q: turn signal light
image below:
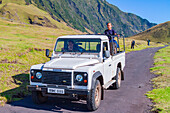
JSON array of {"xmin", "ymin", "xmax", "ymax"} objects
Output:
[
  {"xmin": 84, "ymin": 80, "xmax": 87, "ymax": 83},
  {"xmin": 31, "ymin": 76, "xmax": 34, "ymax": 79}
]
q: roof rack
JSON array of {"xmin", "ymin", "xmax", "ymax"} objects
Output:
[{"xmin": 85, "ymin": 34, "xmax": 126, "ymax": 52}]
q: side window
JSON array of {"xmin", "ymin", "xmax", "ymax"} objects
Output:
[
  {"xmin": 55, "ymin": 40, "xmax": 65, "ymax": 52},
  {"xmin": 103, "ymin": 42, "xmax": 108, "ymax": 58},
  {"xmin": 103, "ymin": 42, "xmax": 108, "ymax": 51}
]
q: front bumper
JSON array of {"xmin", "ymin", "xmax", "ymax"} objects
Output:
[{"xmin": 27, "ymin": 85, "xmax": 90, "ymax": 99}]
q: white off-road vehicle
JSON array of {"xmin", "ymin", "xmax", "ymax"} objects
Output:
[{"xmin": 28, "ymin": 34, "xmax": 125, "ymax": 111}]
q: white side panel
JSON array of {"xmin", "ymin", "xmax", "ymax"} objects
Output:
[{"xmin": 111, "ymin": 52, "xmax": 125, "ymax": 77}]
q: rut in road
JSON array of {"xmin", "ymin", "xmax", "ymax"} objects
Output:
[{"xmin": 0, "ymin": 46, "xmax": 165, "ymax": 113}]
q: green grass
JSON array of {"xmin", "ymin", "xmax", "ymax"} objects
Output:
[
  {"xmin": 147, "ymin": 87, "xmax": 170, "ymax": 113},
  {"xmin": 0, "ymin": 2, "xmax": 73, "ymax": 31},
  {"xmin": 118, "ymin": 38, "xmax": 164, "ymax": 53},
  {"xmin": 146, "ymin": 46, "xmax": 170, "ymax": 113},
  {"xmin": 2, "ymin": 0, "xmax": 26, "ymax": 5},
  {"xmin": 0, "ymin": 18, "xmax": 82, "ymax": 106}
]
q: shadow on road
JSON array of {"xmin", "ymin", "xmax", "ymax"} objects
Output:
[
  {"xmin": 10, "ymin": 96, "xmax": 89, "ymax": 112},
  {"xmin": 1, "ymin": 73, "xmax": 90, "ymax": 112}
]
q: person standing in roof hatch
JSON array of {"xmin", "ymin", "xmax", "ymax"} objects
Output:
[
  {"xmin": 104, "ymin": 23, "xmax": 117, "ymax": 36},
  {"xmin": 104, "ymin": 23, "xmax": 119, "ymax": 55}
]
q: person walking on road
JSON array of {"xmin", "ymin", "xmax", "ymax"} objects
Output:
[
  {"xmin": 131, "ymin": 40, "xmax": 135, "ymax": 49},
  {"xmin": 147, "ymin": 39, "xmax": 150, "ymax": 46}
]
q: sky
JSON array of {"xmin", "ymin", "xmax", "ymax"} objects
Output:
[{"xmin": 106, "ymin": 0, "xmax": 170, "ymax": 24}]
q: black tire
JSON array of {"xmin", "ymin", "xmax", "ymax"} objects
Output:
[
  {"xmin": 113, "ymin": 67, "xmax": 121, "ymax": 89},
  {"xmin": 87, "ymin": 80, "xmax": 101, "ymax": 111},
  {"xmin": 121, "ymin": 70, "xmax": 124, "ymax": 80},
  {"xmin": 32, "ymin": 91, "xmax": 48, "ymax": 104}
]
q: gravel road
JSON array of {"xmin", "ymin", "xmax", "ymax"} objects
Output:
[{"xmin": 0, "ymin": 47, "xmax": 164, "ymax": 113}]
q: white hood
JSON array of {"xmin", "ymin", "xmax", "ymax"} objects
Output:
[{"xmin": 44, "ymin": 58, "xmax": 99, "ymax": 69}]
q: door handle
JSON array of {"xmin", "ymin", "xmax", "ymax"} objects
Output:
[{"xmin": 109, "ymin": 64, "xmax": 111, "ymax": 66}]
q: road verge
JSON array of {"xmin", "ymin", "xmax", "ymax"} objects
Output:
[{"xmin": 146, "ymin": 46, "xmax": 170, "ymax": 112}]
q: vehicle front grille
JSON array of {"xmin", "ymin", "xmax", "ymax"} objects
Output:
[{"xmin": 42, "ymin": 71, "xmax": 71, "ymax": 85}]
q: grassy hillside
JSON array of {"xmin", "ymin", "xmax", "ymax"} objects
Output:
[
  {"xmin": 1, "ymin": 0, "xmax": 26, "ymax": 5},
  {"xmin": 129, "ymin": 21, "xmax": 170, "ymax": 43},
  {"xmin": 123, "ymin": 38, "xmax": 164, "ymax": 53},
  {"xmin": 0, "ymin": 2, "xmax": 75, "ymax": 31},
  {"xmin": 0, "ymin": 18, "xmax": 82, "ymax": 106},
  {"xmin": 147, "ymin": 46, "xmax": 170, "ymax": 113},
  {"xmin": 22, "ymin": 0, "xmax": 156, "ymax": 36}
]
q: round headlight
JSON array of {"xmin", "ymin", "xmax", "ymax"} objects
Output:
[
  {"xmin": 36, "ymin": 72, "xmax": 42, "ymax": 79},
  {"xmin": 76, "ymin": 74, "xmax": 83, "ymax": 82}
]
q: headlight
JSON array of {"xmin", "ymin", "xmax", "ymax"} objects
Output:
[
  {"xmin": 74, "ymin": 72, "xmax": 88, "ymax": 86},
  {"xmin": 36, "ymin": 72, "xmax": 42, "ymax": 79},
  {"xmin": 76, "ymin": 74, "xmax": 83, "ymax": 82}
]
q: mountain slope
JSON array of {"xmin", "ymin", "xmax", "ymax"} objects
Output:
[
  {"xmin": 28, "ymin": 0, "xmax": 156, "ymax": 36},
  {"xmin": 129, "ymin": 21, "xmax": 170, "ymax": 43},
  {"xmin": 0, "ymin": 1, "xmax": 77, "ymax": 31},
  {"xmin": 1, "ymin": 0, "xmax": 26, "ymax": 5}
]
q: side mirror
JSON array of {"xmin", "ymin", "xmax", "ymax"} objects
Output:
[
  {"xmin": 46, "ymin": 49, "xmax": 50, "ymax": 58},
  {"xmin": 105, "ymin": 50, "xmax": 110, "ymax": 58}
]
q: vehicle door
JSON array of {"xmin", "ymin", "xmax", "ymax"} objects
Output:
[{"xmin": 102, "ymin": 41, "xmax": 112, "ymax": 84}]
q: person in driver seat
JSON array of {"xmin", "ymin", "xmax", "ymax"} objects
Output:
[
  {"xmin": 62, "ymin": 40, "xmax": 77, "ymax": 52},
  {"xmin": 67, "ymin": 40, "xmax": 75, "ymax": 51}
]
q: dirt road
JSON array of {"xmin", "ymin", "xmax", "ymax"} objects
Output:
[{"xmin": 0, "ymin": 47, "xmax": 164, "ymax": 113}]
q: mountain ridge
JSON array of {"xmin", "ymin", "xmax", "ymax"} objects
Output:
[
  {"xmin": 0, "ymin": 1, "xmax": 77, "ymax": 32},
  {"xmin": 28, "ymin": 0, "xmax": 156, "ymax": 36},
  {"xmin": 129, "ymin": 21, "xmax": 170, "ymax": 43},
  {"xmin": 0, "ymin": 0, "xmax": 156, "ymax": 37}
]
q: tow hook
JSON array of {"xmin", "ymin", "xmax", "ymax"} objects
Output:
[{"xmin": 36, "ymin": 85, "xmax": 41, "ymax": 91}]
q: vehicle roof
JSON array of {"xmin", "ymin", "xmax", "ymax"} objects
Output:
[{"xmin": 58, "ymin": 35, "xmax": 109, "ymax": 40}]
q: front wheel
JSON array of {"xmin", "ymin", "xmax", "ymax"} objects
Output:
[
  {"xmin": 87, "ymin": 80, "xmax": 101, "ymax": 111},
  {"xmin": 32, "ymin": 91, "xmax": 48, "ymax": 104}
]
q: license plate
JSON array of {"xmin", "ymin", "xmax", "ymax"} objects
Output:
[{"xmin": 47, "ymin": 88, "xmax": 65, "ymax": 94}]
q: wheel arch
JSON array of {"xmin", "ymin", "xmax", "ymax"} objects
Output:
[
  {"xmin": 117, "ymin": 62, "xmax": 124, "ymax": 80},
  {"xmin": 91, "ymin": 71, "xmax": 104, "ymax": 100}
]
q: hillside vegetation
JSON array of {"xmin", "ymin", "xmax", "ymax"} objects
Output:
[
  {"xmin": 129, "ymin": 21, "xmax": 170, "ymax": 43},
  {"xmin": 0, "ymin": 1, "xmax": 76, "ymax": 31},
  {"xmin": 0, "ymin": 18, "xmax": 82, "ymax": 106},
  {"xmin": 1, "ymin": 0, "xmax": 26, "ymax": 5},
  {"xmin": 1, "ymin": 0, "xmax": 156, "ymax": 36},
  {"xmin": 123, "ymin": 38, "xmax": 163, "ymax": 53}
]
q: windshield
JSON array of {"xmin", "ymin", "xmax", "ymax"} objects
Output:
[{"xmin": 54, "ymin": 38, "xmax": 101, "ymax": 53}]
